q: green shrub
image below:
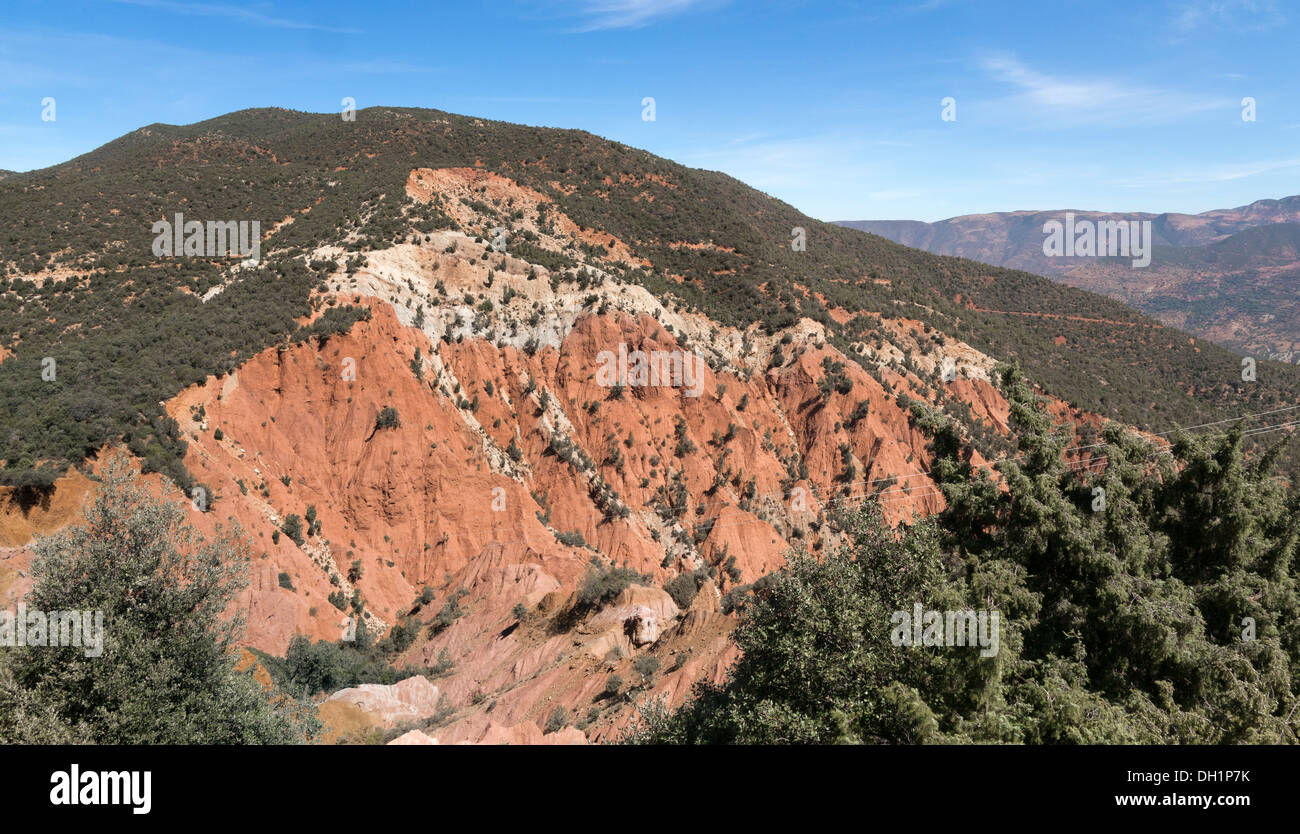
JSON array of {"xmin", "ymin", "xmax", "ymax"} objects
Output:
[
  {"xmin": 281, "ymin": 514, "xmax": 305, "ymax": 546},
  {"xmin": 543, "ymin": 706, "xmax": 569, "ymax": 734},
  {"xmin": 375, "ymin": 406, "xmax": 401, "ymax": 431},
  {"xmin": 0, "ymin": 455, "xmax": 318, "ymax": 743},
  {"xmin": 577, "ymin": 565, "xmax": 648, "ymax": 609},
  {"xmin": 428, "ymin": 589, "xmax": 468, "ymax": 635},
  {"xmin": 624, "ymin": 366, "xmax": 1300, "ymax": 745},
  {"xmin": 555, "ymin": 529, "xmax": 586, "ymax": 547},
  {"xmin": 633, "ymin": 655, "xmax": 660, "ymax": 684},
  {"xmin": 664, "ymin": 570, "xmax": 702, "ymax": 609}
]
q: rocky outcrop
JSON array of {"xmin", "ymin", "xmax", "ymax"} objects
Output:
[
  {"xmin": 387, "ymin": 729, "xmax": 439, "ymax": 745},
  {"xmin": 440, "ymin": 719, "xmax": 588, "ymax": 746},
  {"xmin": 326, "ymin": 676, "xmax": 441, "ymax": 727},
  {"xmin": 144, "ymin": 245, "xmax": 1114, "ymax": 740},
  {"xmin": 587, "ymin": 586, "xmax": 679, "ymax": 647}
]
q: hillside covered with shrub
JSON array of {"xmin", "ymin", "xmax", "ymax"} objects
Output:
[
  {"xmin": 624, "ymin": 366, "xmax": 1300, "ymax": 744},
  {"xmin": 3, "ymin": 107, "xmax": 1298, "ymax": 492}
]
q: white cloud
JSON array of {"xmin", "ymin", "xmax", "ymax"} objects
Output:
[
  {"xmin": 1172, "ymin": 0, "xmax": 1284, "ymax": 32},
  {"xmin": 108, "ymin": 0, "xmax": 361, "ymax": 34},
  {"xmin": 566, "ymin": 0, "xmax": 725, "ymax": 31},
  {"xmin": 671, "ymin": 131, "xmax": 909, "ymax": 218},
  {"xmin": 981, "ymin": 54, "xmax": 1230, "ymax": 126}
]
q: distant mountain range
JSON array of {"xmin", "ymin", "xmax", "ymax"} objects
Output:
[{"xmin": 837, "ymin": 198, "xmax": 1300, "ymax": 359}]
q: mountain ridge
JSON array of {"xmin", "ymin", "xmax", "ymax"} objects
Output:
[
  {"xmin": 839, "ymin": 194, "xmax": 1300, "ymax": 251},
  {"xmin": 4, "ymin": 107, "xmax": 1296, "ymax": 495},
  {"xmin": 3, "ymin": 105, "xmax": 1299, "ymax": 743},
  {"xmin": 836, "ymin": 198, "xmax": 1300, "ymax": 358}
]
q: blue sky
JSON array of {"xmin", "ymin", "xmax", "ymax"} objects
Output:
[{"xmin": 1, "ymin": 0, "xmax": 1297, "ymax": 221}]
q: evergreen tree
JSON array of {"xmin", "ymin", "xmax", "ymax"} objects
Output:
[
  {"xmin": 625, "ymin": 364, "xmax": 1300, "ymax": 744},
  {"xmin": 0, "ymin": 454, "xmax": 319, "ymax": 744}
]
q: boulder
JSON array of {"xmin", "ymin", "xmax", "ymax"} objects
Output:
[
  {"xmin": 326, "ymin": 675, "xmax": 441, "ymax": 727},
  {"xmin": 624, "ymin": 608, "xmax": 660, "ymax": 646},
  {"xmin": 587, "ymin": 585, "xmax": 680, "ymax": 648}
]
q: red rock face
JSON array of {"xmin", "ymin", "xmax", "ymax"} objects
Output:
[
  {"xmin": 171, "ymin": 305, "xmax": 960, "ymax": 613},
  {"xmin": 142, "ymin": 285, "xmax": 1018, "ymax": 742},
  {"xmin": 14, "ymin": 270, "xmax": 1128, "ymax": 743},
  {"xmin": 2, "ymin": 286, "xmax": 1117, "ymax": 743},
  {"xmin": 2, "ymin": 164, "xmax": 1126, "ymax": 743}
]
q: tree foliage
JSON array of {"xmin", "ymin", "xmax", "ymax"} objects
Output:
[
  {"xmin": 624, "ymin": 366, "xmax": 1300, "ymax": 744},
  {"xmin": 0, "ymin": 454, "xmax": 319, "ymax": 743}
]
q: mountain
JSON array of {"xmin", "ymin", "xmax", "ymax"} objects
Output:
[
  {"xmin": 4, "ymin": 107, "xmax": 1295, "ymax": 485},
  {"xmin": 1053, "ymin": 223, "xmax": 1300, "ymax": 360},
  {"xmin": 838, "ymin": 196, "xmax": 1300, "ymax": 267},
  {"xmin": 3, "ymin": 107, "xmax": 1299, "ymax": 742},
  {"xmin": 836, "ymin": 198, "xmax": 1300, "ymax": 357}
]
